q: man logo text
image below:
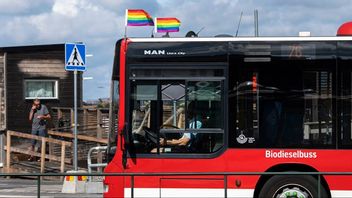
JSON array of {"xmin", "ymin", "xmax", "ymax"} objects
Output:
[{"xmin": 144, "ymin": 50, "xmax": 165, "ymax": 55}]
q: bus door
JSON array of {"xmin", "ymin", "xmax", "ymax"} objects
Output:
[{"xmin": 123, "ymin": 65, "xmax": 227, "ymax": 197}]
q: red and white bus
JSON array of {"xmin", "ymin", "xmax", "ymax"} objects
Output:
[{"xmin": 103, "ymin": 36, "xmax": 352, "ymax": 198}]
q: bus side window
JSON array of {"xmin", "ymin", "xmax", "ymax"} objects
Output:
[
  {"xmin": 303, "ymin": 71, "xmax": 333, "ymax": 146},
  {"xmin": 234, "ymin": 72, "xmax": 259, "ymax": 147},
  {"xmin": 235, "ymin": 68, "xmax": 333, "ymax": 148},
  {"xmin": 186, "ymin": 81, "xmax": 224, "ymax": 153},
  {"xmin": 341, "ymin": 71, "xmax": 352, "ymax": 146},
  {"xmin": 338, "ymin": 41, "xmax": 352, "ymax": 148}
]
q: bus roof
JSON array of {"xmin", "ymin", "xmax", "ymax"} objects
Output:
[{"xmin": 129, "ymin": 36, "xmax": 352, "ymax": 43}]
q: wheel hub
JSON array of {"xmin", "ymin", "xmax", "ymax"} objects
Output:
[{"xmin": 276, "ymin": 186, "xmax": 310, "ymax": 198}]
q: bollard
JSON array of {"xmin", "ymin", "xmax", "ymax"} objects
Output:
[{"xmin": 61, "ymin": 170, "xmax": 88, "ymax": 193}]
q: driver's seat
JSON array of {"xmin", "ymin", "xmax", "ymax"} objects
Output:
[{"xmin": 189, "ymin": 133, "xmax": 209, "ymax": 153}]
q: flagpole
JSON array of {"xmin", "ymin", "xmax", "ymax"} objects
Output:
[
  {"xmin": 124, "ymin": 9, "xmax": 128, "ymax": 40},
  {"xmin": 124, "ymin": 9, "xmax": 128, "ymax": 51},
  {"xmin": 154, "ymin": 17, "xmax": 157, "ymax": 35}
]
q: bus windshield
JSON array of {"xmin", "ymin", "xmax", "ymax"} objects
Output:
[{"xmin": 128, "ymin": 67, "xmax": 225, "ymax": 154}]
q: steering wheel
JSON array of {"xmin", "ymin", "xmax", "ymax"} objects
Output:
[
  {"xmin": 142, "ymin": 126, "xmax": 159, "ymax": 145},
  {"xmin": 160, "ymin": 124, "xmax": 182, "ymax": 140}
]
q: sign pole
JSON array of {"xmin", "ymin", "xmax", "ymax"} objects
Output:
[
  {"xmin": 73, "ymin": 69, "xmax": 78, "ymax": 171},
  {"xmin": 65, "ymin": 43, "xmax": 86, "ymax": 172}
]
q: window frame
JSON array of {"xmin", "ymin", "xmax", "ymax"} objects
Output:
[
  {"xmin": 337, "ymin": 41, "xmax": 352, "ymax": 149},
  {"xmin": 24, "ymin": 79, "xmax": 59, "ymax": 100},
  {"xmin": 126, "ymin": 63, "xmax": 228, "ymax": 159},
  {"xmin": 229, "ymin": 53, "xmax": 338, "ymax": 149}
]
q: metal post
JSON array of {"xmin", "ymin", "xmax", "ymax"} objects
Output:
[
  {"xmin": 37, "ymin": 175, "xmax": 41, "ymax": 198},
  {"xmin": 224, "ymin": 175, "xmax": 228, "ymax": 198},
  {"xmin": 254, "ymin": 9, "xmax": 259, "ymax": 37},
  {"xmin": 131, "ymin": 175, "xmax": 134, "ymax": 198},
  {"xmin": 173, "ymin": 100, "xmax": 177, "ymax": 126},
  {"xmin": 73, "ymin": 70, "xmax": 78, "ymax": 171},
  {"xmin": 318, "ymin": 174, "xmax": 321, "ymax": 198}
]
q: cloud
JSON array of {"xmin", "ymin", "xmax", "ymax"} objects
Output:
[
  {"xmin": 0, "ymin": 0, "xmax": 53, "ymax": 15},
  {"xmin": 1, "ymin": 0, "xmax": 352, "ymax": 100},
  {"xmin": 52, "ymin": 0, "xmax": 81, "ymax": 17},
  {"xmin": 150, "ymin": 0, "xmax": 352, "ymax": 37}
]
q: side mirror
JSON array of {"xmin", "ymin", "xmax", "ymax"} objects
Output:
[
  {"xmin": 122, "ymin": 123, "xmax": 129, "ymax": 168},
  {"xmin": 106, "ymin": 146, "xmax": 116, "ymax": 163}
]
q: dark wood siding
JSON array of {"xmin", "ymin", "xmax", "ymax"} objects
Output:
[
  {"xmin": 5, "ymin": 46, "xmax": 82, "ymax": 132},
  {"xmin": 0, "ymin": 53, "xmax": 5, "ymax": 129}
]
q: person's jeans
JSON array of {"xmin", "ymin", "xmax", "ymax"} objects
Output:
[{"xmin": 31, "ymin": 129, "xmax": 48, "ymax": 149}]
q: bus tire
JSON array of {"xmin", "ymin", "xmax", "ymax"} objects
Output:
[{"xmin": 258, "ymin": 175, "xmax": 328, "ymax": 198}]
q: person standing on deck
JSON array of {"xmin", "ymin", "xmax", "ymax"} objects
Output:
[{"xmin": 28, "ymin": 99, "xmax": 51, "ymax": 161}]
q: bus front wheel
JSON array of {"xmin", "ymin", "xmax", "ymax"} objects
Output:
[{"xmin": 258, "ymin": 175, "xmax": 328, "ymax": 198}]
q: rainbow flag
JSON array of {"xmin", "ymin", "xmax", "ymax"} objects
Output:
[
  {"xmin": 126, "ymin": 9, "xmax": 154, "ymax": 26},
  {"xmin": 155, "ymin": 17, "xmax": 181, "ymax": 33}
]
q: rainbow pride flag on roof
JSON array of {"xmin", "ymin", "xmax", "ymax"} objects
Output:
[
  {"xmin": 155, "ymin": 17, "xmax": 181, "ymax": 33},
  {"xmin": 126, "ymin": 9, "xmax": 154, "ymax": 26}
]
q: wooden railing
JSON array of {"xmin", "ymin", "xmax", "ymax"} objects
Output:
[
  {"xmin": 49, "ymin": 107, "xmax": 109, "ymax": 166},
  {"xmin": 4, "ymin": 129, "xmax": 109, "ymax": 175},
  {"xmin": 4, "ymin": 106, "xmax": 110, "ymax": 174},
  {"xmin": 5, "ymin": 130, "xmax": 72, "ymax": 173},
  {"xmin": 47, "ymin": 130, "xmax": 108, "ymax": 171},
  {"xmin": 48, "ymin": 130, "xmax": 108, "ymax": 144},
  {"xmin": 50, "ymin": 107, "xmax": 109, "ymax": 138}
]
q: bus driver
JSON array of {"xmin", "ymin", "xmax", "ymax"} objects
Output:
[{"xmin": 152, "ymin": 104, "xmax": 202, "ymax": 153}]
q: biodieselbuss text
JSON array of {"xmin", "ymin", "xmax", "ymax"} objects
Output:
[{"xmin": 265, "ymin": 150, "xmax": 317, "ymax": 159}]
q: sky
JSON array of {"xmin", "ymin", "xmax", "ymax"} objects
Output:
[{"xmin": 0, "ymin": 0, "xmax": 351, "ymax": 101}]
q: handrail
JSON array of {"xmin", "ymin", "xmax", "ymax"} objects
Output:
[
  {"xmin": 1, "ymin": 171, "xmax": 352, "ymax": 177},
  {"xmin": 50, "ymin": 124, "xmax": 102, "ymax": 132},
  {"xmin": 1, "ymin": 171, "xmax": 352, "ymax": 197},
  {"xmin": 4, "ymin": 147, "xmax": 71, "ymax": 164},
  {"xmin": 51, "ymin": 107, "xmax": 109, "ymax": 111},
  {"xmin": 48, "ymin": 131, "xmax": 108, "ymax": 144},
  {"xmin": 1, "ymin": 171, "xmax": 350, "ymax": 197},
  {"xmin": 7, "ymin": 131, "xmax": 72, "ymax": 146},
  {"xmin": 87, "ymin": 146, "xmax": 108, "ymax": 181}
]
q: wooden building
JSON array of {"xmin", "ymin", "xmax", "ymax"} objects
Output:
[{"xmin": 0, "ymin": 44, "xmax": 83, "ymax": 132}]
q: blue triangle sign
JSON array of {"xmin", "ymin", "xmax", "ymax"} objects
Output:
[{"xmin": 65, "ymin": 43, "xmax": 86, "ymax": 71}]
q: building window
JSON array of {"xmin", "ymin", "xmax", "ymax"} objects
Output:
[{"xmin": 24, "ymin": 79, "xmax": 58, "ymax": 99}]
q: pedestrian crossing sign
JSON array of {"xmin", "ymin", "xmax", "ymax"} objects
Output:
[{"xmin": 65, "ymin": 43, "xmax": 86, "ymax": 71}]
